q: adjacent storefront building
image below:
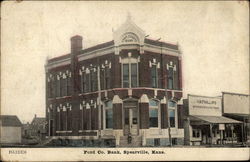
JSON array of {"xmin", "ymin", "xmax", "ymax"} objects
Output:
[
  {"xmin": 222, "ymin": 92, "xmax": 250, "ymax": 144},
  {"xmin": 183, "ymin": 94, "xmax": 242, "ymax": 146}
]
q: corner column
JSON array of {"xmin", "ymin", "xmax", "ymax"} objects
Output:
[
  {"xmin": 139, "ymin": 94, "xmax": 149, "ymax": 146},
  {"xmin": 112, "ymin": 95, "xmax": 123, "ymax": 146}
]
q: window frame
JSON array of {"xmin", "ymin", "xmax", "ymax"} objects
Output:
[
  {"xmin": 151, "ymin": 64, "xmax": 158, "ymax": 88},
  {"xmin": 121, "ymin": 56, "xmax": 139, "ymax": 88},
  {"xmin": 168, "ymin": 100, "xmax": 177, "ymax": 128},
  {"xmin": 103, "ymin": 100, "xmax": 113, "ymax": 130},
  {"xmin": 167, "ymin": 67, "xmax": 174, "ymax": 89},
  {"xmin": 192, "ymin": 129, "xmax": 201, "ymax": 138},
  {"xmin": 101, "ymin": 65, "xmax": 111, "ymax": 90},
  {"xmin": 149, "ymin": 99, "xmax": 160, "ymax": 128}
]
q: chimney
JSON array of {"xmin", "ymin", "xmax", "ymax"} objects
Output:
[
  {"xmin": 35, "ymin": 114, "xmax": 37, "ymax": 118},
  {"xmin": 71, "ymin": 35, "xmax": 83, "ymax": 54}
]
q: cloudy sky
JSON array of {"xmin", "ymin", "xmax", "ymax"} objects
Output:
[{"xmin": 1, "ymin": 1, "xmax": 249, "ymax": 123}]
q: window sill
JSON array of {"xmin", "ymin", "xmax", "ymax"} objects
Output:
[
  {"xmin": 149, "ymin": 127, "xmax": 160, "ymax": 129},
  {"xmin": 56, "ymin": 130, "xmax": 72, "ymax": 133},
  {"xmin": 79, "ymin": 130, "xmax": 98, "ymax": 133}
]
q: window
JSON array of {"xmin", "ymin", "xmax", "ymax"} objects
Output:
[
  {"xmin": 48, "ymin": 80, "xmax": 53, "ymax": 98},
  {"xmin": 101, "ymin": 66, "xmax": 111, "ymax": 90},
  {"xmin": 168, "ymin": 101, "xmax": 176, "ymax": 128},
  {"xmin": 149, "ymin": 99, "xmax": 159, "ymax": 128},
  {"xmin": 56, "ymin": 79, "xmax": 61, "ymax": 97},
  {"xmin": 154, "ymin": 138, "xmax": 160, "ymax": 146},
  {"xmin": 52, "ymin": 79, "xmax": 56, "ymax": 97},
  {"xmin": 168, "ymin": 67, "xmax": 174, "ymax": 89},
  {"xmin": 84, "ymin": 73, "xmax": 90, "ymax": 93},
  {"xmin": 193, "ymin": 129, "xmax": 200, "ymax": 138},
  {"xmin": 105, "ymin": 101, "xmax": 113, "ymax": 129},
  {"xmin": 131, "ymin": 63, "xmax": 138, "ymax": 87},
  {"xmin": 66, "ymin": 76, "xmax": 71, "ymax": 96},
  {"xmin": 66, "ymin": 108, "xmax": 72, "ymax": 130},
  {"xmin": 90, "ymin": 69, "xmax": 97, "ymax": 92},
  {"xmin": 61, "ymin": 77, "xmax": 66, "ymax": 96},
  {"xmin": 123, "ymin": 64, "xmax": 129, "ymax": 88},
  {"xmin": 60, "ymin": 109, "xmax": 63, "ymax": 131},
  {"xmin": 122, "ymin": 55, "xmax": 138, "ymax": 88},
  {"xmin": 151, "ymin": 64, "xmax": 158, "ymax": 88}
]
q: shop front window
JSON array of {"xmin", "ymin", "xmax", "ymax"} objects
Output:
[{"xmin": 193, "ymin": 129, "xmax": 200, "ymax": 138}]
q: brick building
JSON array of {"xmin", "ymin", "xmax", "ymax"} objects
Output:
[{"xmin": 45, "ymin": 16, "xmax": 184, "ymax": 146}]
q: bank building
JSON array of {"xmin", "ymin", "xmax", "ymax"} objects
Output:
[{"xmin": 45, "ymin": 15, "xmax": 184, "ymax": 147}]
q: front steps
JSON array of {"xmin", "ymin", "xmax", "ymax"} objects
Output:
[{"xmin": 119, "ymin": 135, "xmax": 142, "ymax": 147}]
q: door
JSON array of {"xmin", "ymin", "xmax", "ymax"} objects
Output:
[
  {"xmin": 123, "ymin": 100, "xmax": 138, "ymax": 136},
  {"xmin": 49, "ymin": 120, "xmax": 53, "ymax": 136}
]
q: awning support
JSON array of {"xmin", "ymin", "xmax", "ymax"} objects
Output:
[{"xmin": 210, "ymin": 124, "xmax": 213, "ymax": 145}]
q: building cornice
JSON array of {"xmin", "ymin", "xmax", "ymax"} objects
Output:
[{"xmin": 45, "ymin": 42, "xmax": 182, "ymax": 70}]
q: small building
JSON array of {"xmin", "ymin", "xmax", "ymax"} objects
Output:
[
  {"xmin": 22, "ymin": 122, "xmax": 31, "ymax": 138},
  {"xmin": 29, "ymin": 115, "xmax": 46, "ymax": 140},
  {"xmin": 222, "ymin": 92, "xmax": 250, "ymax": 144},
  {"xmin": 0, "ymin": 115, "xmax": 22, "ymax": 144},
  {"xmin": 183, "ymin": 94, "xmax": 242, "ymax": 146}
]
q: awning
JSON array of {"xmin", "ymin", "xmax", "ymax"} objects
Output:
[{"xmin": 190, "ymin": 115, "xmax": 242, "ymax": 124}]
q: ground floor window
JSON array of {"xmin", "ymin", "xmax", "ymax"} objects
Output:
[
  {"xmin": 192, "ymin": 129, "xmax": 200, "ymax": 138},
  {"xmin": 149, "ymin": 99, "xmax": 159, "ymax": 128},
  {"xmin": 168, "ymin": 101, "xmax": 177, "ymax": 128},
  {"xmin": 105, "ymin": 101, "xmax": 113, "ymax": 129}
]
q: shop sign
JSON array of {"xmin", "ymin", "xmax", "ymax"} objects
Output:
[
  {"xmin": 219, "ymin": 124, "xmax": 225, "ymax": 130},
  {"xmin": 188, "ymin": 95, "xmax": 222, "ymax": 116}
]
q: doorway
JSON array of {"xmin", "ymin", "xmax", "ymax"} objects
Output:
[
  {"xmin": 123, "ymin": 100, "xmax": 138, "ymax": 136},
  {"xmin": 49, "ymin": 120, "xmax": 53, "ymax": 136}
]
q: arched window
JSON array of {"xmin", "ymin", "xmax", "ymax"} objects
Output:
[
  {"xmin": 149, "ymin": 99, "xmax": 160, "ymax": 128},
  {"xmin": 168, "ymin": 101, "xmax": 177, "ymax": 128},
  {"xmin": 104, "ymin": 101, "xmax": 113, "ymax": 129},
  {"xmin": 121, "ymin": 53, "xmax": 139, "ymax": 88}
]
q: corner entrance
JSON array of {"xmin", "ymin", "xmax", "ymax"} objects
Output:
[{"xmin": 123, "ymin": 100, "xmax": 138, "ymax": 136}]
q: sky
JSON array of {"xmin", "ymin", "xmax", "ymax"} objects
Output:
[{"xmin": 1, "ymin": 1, "xmax": 249, "ymax": 123}]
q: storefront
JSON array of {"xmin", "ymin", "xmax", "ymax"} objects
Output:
[
  {"xmin": 222, "ymin": 92, "xmax": 250, "ymax": 144},
  {"xmin": 183, "ymin": 94, "xmax": 242, "ymax": 146}
]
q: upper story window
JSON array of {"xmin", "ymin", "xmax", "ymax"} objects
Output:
[
  {"xmin": 149, "ymin": 99, "xmax": 160, "ymax": 128},
  {"xmin": 168, "ymin": 101, "xmax": 177, "ymax": 128},
  {"xmin": 90, "ymin": 68, "xmax": 98, "ymax": 92},
  {"xmin": 167, "ymin": 61, "xmax": 177, "ymax": 89},
  {"xmin": 100, "ymin": 61, "xmax": 111, "ymax": 90},
  {"xmin": 121, "ymin": 53, "xmax": 139, "ymax": 88},
  {"xmin": 54, "ymin": 70, "xmax": 71, "ymax": 98},
  {"xmin": 151, "ymin": 64, "xmax": 158, "ymax": 88},
  {"xmin": 121, "ymin": 32, "xmax": 139, "ymax": 44},
  {"xmin": 104, "ymin": 101, "xmax": 113, "ymax": 129},
  {"xmin": 149, "ymin": 59, "xmax": 160, "ymax": 88},
  {"xmin": 80, "ymin": 66, "xmax": 97, "ymax": 93},
  {"xmin": 47, "ymin": 74, "xmax": 54, "ymax": 98}
]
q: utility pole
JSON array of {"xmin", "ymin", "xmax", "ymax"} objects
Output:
[
  {"xmin": 165, "ymin": 73, "xmax": 172, "ymax": 147},
  {"xmin": 97, "ymin": 58, "xmax": 102, "ymax": 143},
  {"xmin": 157, "ymin": 37, "xmax": 172, "ymax": 147}
]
